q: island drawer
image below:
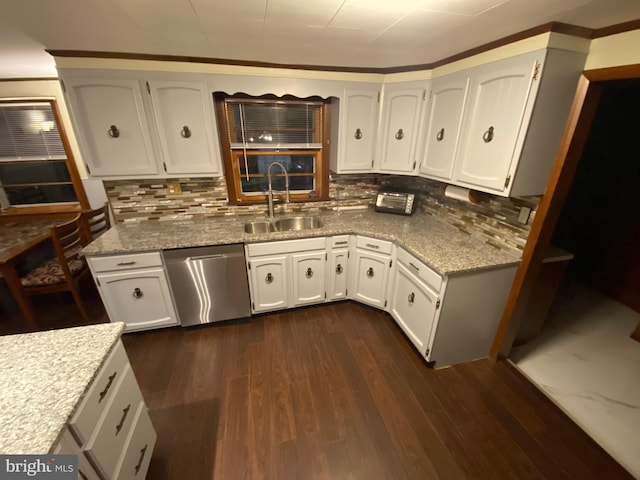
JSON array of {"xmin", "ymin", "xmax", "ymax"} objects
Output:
[
  {"xmin": 113, "ymin": 401, "xmax": 157, "ymax": 480},
  {"xmin": 356, "ymin": 236, "xmax": 392, "ymax": 255},
  {"xmin": 88, "ymin": 252, "xmax": 164, "ymax": 273},
  {"xmin": 85, "ymin": 364, "xmax": 143, "ymax": 479},
  {"xmin": 397, "ymin": 247, "xmax": 443, "ymax": 293},
  {"xmin": 69, "ymin": 341, "xmax": 129, "ymax": 444}
]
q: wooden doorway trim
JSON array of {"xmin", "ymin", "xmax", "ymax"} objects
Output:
[{"xmin": 489, "ymin": 64, "xmax": 640, "ymax": 360}]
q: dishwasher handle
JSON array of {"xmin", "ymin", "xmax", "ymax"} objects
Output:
[{"xmin": 182, "ymin": 254, "xmax": 229, "ymax": 262}]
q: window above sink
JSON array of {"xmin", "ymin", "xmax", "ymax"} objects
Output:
[{"xmin": 214, "ymin": 94, "xmax": 331, "ymax": 205}]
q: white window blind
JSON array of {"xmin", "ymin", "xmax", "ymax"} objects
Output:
[
  {"xmin": 224, "ymin": 100, "xmax": 323, "ymax": 149},
  {"xmin": 0, "ymin": 103, "xmax": 66, "ymax": 161}
]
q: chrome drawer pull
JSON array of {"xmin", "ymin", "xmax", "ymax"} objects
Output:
[
  {"xmin": 367, "ymin": 267, "xmax": 374, "ymax": 278},
  {"xmin": 115, "ymin": 404, "xmax": 131, "ymax": 436},
  {"xmin": 132, "ymin": 288, "xmax": 144, "ymax": 299},
  {"xmin": 409, "ymin": 262, "xmax": 420, "ymax": 272},
  {"xmin": 365, "ymin": 243, "xmax": 380, "ymax": 249},
  {"xmin": 305, "ymin": 267, "xmax": 313, "ymax": 279},
  {"xmin": 98, "ymin": 372, "xmax": 117, "ymax": 403},
  {"xmin": 408, "ymin": 292, "xmax": 415, "ymax": 304},
  {"xmin": 265, "ymin": 273, "xmax": 274, "ymax": 284},
  {"xmin": 107, "ymin": 125, "xmax": 120, "ymax": 138},
  {"xmin": 135, "ymin": 444, "xmax": 148, "ymax": 475},
  {"xmin": 117, "ymin": 261, "xmax": 136, "ymax": 266},
  {"xmin": 180, "ymin": 125, "xmax": 192, "ymax": 138},
  {"xmin": 336, "ymin": 264, "xmax": 343, "ymax": 274},
  {"xmin": 334, "ymin": 241, "xmax": 348, "ymax": 246},
  {"xmin": 483, "ymin": 126, "xmax": 495, "ymax": 143},
  {"xmin": 354, "ymin": 128, "xmax": 362, "ymax": 139}
]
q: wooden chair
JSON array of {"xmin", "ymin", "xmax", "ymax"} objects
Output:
[
  {"xmin": 19, "ymin": 214, "xmax": 92, "ymax": 322},
  {"xmin": 81, "ymin": 202, "xmax": 111, "ymax": 241}
]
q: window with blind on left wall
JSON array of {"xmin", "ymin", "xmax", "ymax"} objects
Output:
[{"xmin": 0, "ymin": 99, "xmax": 88, "ymax": 211}]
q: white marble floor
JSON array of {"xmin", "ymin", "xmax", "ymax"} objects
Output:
[{"xmin": 510, "ymin": 280, "xmax": 640, "ymax": 479}]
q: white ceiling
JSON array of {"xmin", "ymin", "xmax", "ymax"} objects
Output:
[{"xmin": 1, "ymin": 0, "xmax": 640, "ymax": 78}]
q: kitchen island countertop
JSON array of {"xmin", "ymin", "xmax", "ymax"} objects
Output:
[
  {"xmin": 83, "ymin": 209, "xmax": 520, "ymax": 275},
  {"xmin": 0, "ymin": 322, "xmax": 125, "ymax": 454}
]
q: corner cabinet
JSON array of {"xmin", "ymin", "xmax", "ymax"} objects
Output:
[
  {"xmin": 331, "ymin": 88, "xmax": 380, "ymax": 173},
  {"xmin": 86, "ymin": 252, "xmax": 179, "ymax": 332},
  {"xmin": 389, "ymin": 249, "xmax": 442, "ymax": 358},
  {"xmin": 60, "ymin": 70, "xmax": 223, "ymax": 179},
  {"xmin": 389, "ymin": 246, "xmax": 517, "ymax": 368},
  {"xmin": 419, "ymin": 48, "xmax": 586, "ymax": 197},
  {"xmin": 350, "ymin": 236, "xmax": 393, "ymax": 308},
  {"xmin": 377, "ymin": 81, "xmax": 429, "ymax": 174},
  {"xmin": 327, "ymin": 235, "xmax": 350, "ymax": 301}
]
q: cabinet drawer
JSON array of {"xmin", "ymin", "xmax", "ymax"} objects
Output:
[
  {"xmin": 114, "ymin": 402, "xmax": 157, "ymax": 480},
  {"xmin": 88, "ymin": 252, "xmax": 164, "ymax": 273},
  {"xmin": 356, "ymin": 236, "xmax": 392, "ymax": 255},
  {"xmin": 330, "ymin": 235, "xmax": 350, "ymax": 249},
  {"xmin": 396, "ymin": 248, "xmax": 443, "ymax": 293},
  {"xmin": 247, "ymin": 237, "xmax": 326, "ymax": 256},
  {"xmin": 69, "ymin": 341, "xmax": 129, "ymax": 444},
  {"xmin": 86, "ymin": 364, "xmax": 143, "ymax": 480}
]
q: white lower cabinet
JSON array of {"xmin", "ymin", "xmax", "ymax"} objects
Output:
[
  {"xmin": 389, "ymin": 246, "xmax": 517, "ymax": 367},
  {"xmin": 87, "ymin": 252, "xmax": 179, "ymax": 332},
  {"xmin": 291, "ymin": 251, "xmax": 326, "ymax": 306},
  {"xmin": 59, "ymin": 340, "xmax": 156, "ymax": 480},
  {"xmin": 390, "ymin": 262, "xmax": 439, "ymax": 357},
  {"xmin": 248, "ymin": 255, "xmax": 289, "ymax": 312},
  {"xmin": 351, "ymin": 236, "xmax": 393, "ymax": 309},
  {"xmin": 327, "ymin": 235, "xmax": 350, "ymax": 301},
  {"xmin": 246, "ymin": 237, "xmax": 327, "ymax": 313}
]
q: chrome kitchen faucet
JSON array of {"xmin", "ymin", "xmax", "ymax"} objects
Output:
[{"xmin": 267, "ymin": 161, "xmax": 290, "ymax": 218}]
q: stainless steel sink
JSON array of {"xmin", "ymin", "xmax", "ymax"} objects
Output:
[
  {"xmin": 244, "ymin": 216, "xmax": 324, "ymax": 234},
  {"xmin": 273, "ymin": 216, "xmax": 323, "ymax": 232},
  {"xmin": 244, "ymin": 221, "xmax": 274, "ymax": 234}
]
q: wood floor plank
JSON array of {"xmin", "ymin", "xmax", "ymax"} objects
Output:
[{"xmin": 117, "ymin": 301, "xmax": 633, "ymax": 479}]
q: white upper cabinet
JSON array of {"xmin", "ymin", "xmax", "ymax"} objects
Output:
[
  {"xmin": 453, "ymin": 51, "xmax": 541, "ymax": 193},
  {"xmin": 331, "ymin": 88, "xmax": 380, "ymax": 173},
  {"xmin": 377, "ymin": 81, "xmax": 428, "ymax": 174},
  {"xmin": 61, "ymin": 70, "xmax": 224, "ymax": 178},
  {"xmin": 448, "ymin": 48, "xmax": 586, "ymax": 196},
  {"xmin": 147, "ymin": 80, "xmax": 222, "ymax": 176},
  {"xmin": 419, "ymin": 73, "xmax": 470, "ymax": 181},
  {"xmin": 63, "ymin": 78, "xmax": 158, "ymax": 177}
]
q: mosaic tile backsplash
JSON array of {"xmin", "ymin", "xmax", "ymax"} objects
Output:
[{"xmin": 104, "ymin": 174, "xmax": 537, "ymax": 256}]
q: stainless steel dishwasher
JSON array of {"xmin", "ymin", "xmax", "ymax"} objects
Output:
[{"xmin": 163, "ymin": 244, "xmax": 251, "ymax": 326}]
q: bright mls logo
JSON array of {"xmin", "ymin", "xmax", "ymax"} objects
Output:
[{"xmin": 0, "ymin": 455, "xmax": 77, "ymax": 480}]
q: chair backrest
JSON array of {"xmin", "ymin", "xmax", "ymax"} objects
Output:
[
  {"xmin": 50, "ymin": 214, "xmax": 88, "ymax": 279},
  {"xmin": 81, "ymin": 202, "xmax": 112, "ymax": 241}
]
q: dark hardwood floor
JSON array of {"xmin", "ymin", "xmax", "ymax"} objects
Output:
[{"xmin": 121, "ymin": 301, "xmax": 633, "ymax": 480}]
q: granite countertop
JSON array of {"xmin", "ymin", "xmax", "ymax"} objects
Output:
[
  {"xmin": 83, "ymin": 209, "xmax": 520, "ymax": 276},
  {"xmin": 0, "ymin": 323, "xmax": 125, "ymax": 454}
]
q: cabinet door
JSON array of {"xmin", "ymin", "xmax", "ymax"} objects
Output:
[
  {"xmin": 378, "ymin": 85, "xmax": 425, "ymax": 174},
  {"xmin": 291, "ymin": 251, "xmax": 326, "ymax": 306},
  {"xmin": 352, "ymin": 249, "xmax": 390, "ymax": 308},
  {"xmin": 327, "ymin": 249, "xmax": 349, "ymax": 301},
  {"xmin": 454, "ymin": 53, "xmax": 541, "ymax": 192},
  {"xmin": 390, "ymin": 263, "xmax": 438, "ymax": 357},
  {"xmin": 249, "ymin": 255, "xmax": 288, "ymax": 312},
  {"xmin": 96, "ymin": 268, "xmax": 178, "ymax": 331},
  {"xmin": 64, "ymin": 78, "xmax": 158, "ymax": 177},
  {"xmin": 148, "ymin": 80, "xmax": 223, "ymax": 176},
  {"xmin": 338, "ymin": 89, "xmax": 379, "ymax": 172},
  {"xmin": 419, "ymin": 74, "xmax": 469, "ymax": 180}
]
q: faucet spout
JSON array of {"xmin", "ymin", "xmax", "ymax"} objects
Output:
[{"xmin": 267, "ymin": 161, "xmax": 290, "ymax": 218}]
